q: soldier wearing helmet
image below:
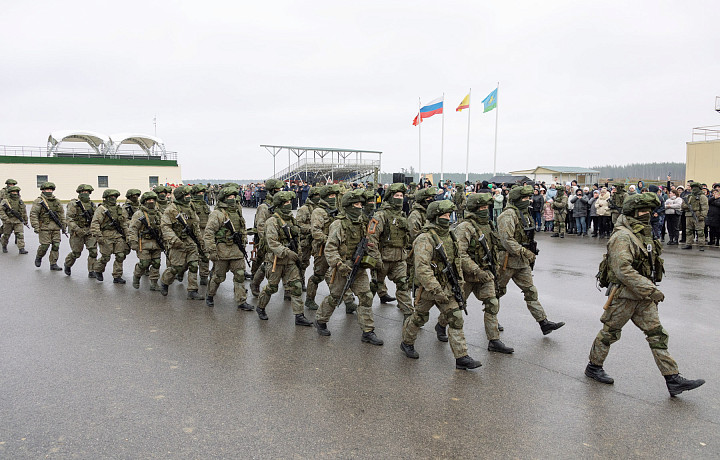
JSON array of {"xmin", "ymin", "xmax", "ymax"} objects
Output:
[
  {"xmin": 190, "ymin": 184, "xmax": 212, "ymax": 285},
  {"xmin": 153, "ymin": 185, "xmax": 172, "ymax": 214},
  {"xmin": 496, "ymin": 185, "xmax": 565, "ymax": 336},
  {"xmin": 249, "ymin": 178, "xmax": 284, "ymax": 297},
  {"xmin": 400, "ymin": 200, "xmax": 482, "ymax": 370},
  {"xmin": 30, "ymin": 182, "xmax": 66, "ymax": 270},
  {"xmin": 124, "ymin": 189, "xmax": 142, "ymax": 220},
  {"xmin": 127, "ymin": 191, "xmax": 164, "ymax": 291},
  {"xmin": 295, "ymin": 186, "xmax": 321, "ymax": 291},
  {"xmin": 0, "ymin": 178, "xmax": 18, "ymax": 201},
  {"xmin": 585, "ymin": 192, "xmax": 705, "ymax": 397},
  {"xmin": 90, "ymin": 189, "xmax": 128, "ymax": 283},
  {"xmin": 681, "ymin": 181, "xmax": 709, "ymax": 251},
  {"xmin": 0, "ymin": 184, "xmax": 28, "ymax": 254},
  {"xmin": 406, "ymin": 186, "xmax": 437, "ymax": 292},
  {"xmin": 63, "ymin": 184, "xmax": 98, "ymax": 277},
  {"xmin": 550, "ymin": 185, "xmax": 568, "ymax": 238}
]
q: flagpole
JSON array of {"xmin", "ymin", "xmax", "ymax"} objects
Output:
[
  {"xmin": 440, "ymin": 92, "xmax": 445, "ymax": 183},
  {"xmin": 465, "ymin": 88, "xmax": 471, "ymax": 182},
  {"xmin": 418, "ymin": 97, "xmax": 422, "ymax": 184},
  {"xmin": 493, "ymin": 82, "xmax": 499, "ymax": 177}
]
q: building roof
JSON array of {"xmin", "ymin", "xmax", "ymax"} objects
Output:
[
  {"xmin": 47, "ymin": 130, "xmax": 110, "ymax": 155},
  {"xmin": 108, "ymin": 133, "xmax": 166, "ymax": 155},
  {"xmin": 536, "ymin": 166, "xmax": 600, "ymax": 174}
]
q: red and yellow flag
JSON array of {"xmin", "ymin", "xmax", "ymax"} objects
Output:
[{"xmin": 456, "ymin": 93, "xmax": 470, "ymax": 112}]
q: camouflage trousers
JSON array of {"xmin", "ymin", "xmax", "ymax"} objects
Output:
[
  {"xmin": 403, "ymin": 287, "xmax": 468, "ymax": 358},
  {"xmin": 496, "ymin": 265, "xmax": 547, "ymax": 322},
  {"xmin": 685, "ymin": 217, "xmax": 707, "ymax": 248},
  {"xmin": 160, "ymin": 244, "xmax": 199, "ymax": 291},
  {"xmin": 250, "ymin": 244, "xmax": 267, "ymax": 291},
  {"xmin": 553, "ymin": 213, "xmax": 566, "ymax": 235},
  {"xmin": 373, "ymin": 260, "xmax": 412, "ymax": 315},
  {"xmin": 258, "ymin": 260, "xmax": 303, "ymax": 314},
  {"xmin": 589, "ymin": 297, "xmax": 679, "ymax": 375},
  {"xmin": 64, "ymin": 229, "xmax": 97, "ymax": 271},
  {"xmin": 2, "ymin": 222, "xmax": 25, "ymax": 249},
  {"xmin": 299, "ymin": 237, "xmax": 312, "ymax": 271},
  {"xmin": 208, "ymin": 258, "xmax": 248, "ymax": 305},
  {"xmin": 317, "ymin": 265, "xmax": 374, "ymax": 332},
  {"xmin": 94, "ymin": 238, "xmax": 127, "ymax": 278},
  {"xmin": 437, "ymin": 279, "xmax": 500, "ymax": 340},
  {"xmin": 37, "ymin": 229, "xmax": 61, "ymax": 264},
  {"xmin": 134, "ymin": 248, "xmax": 162, "ymax": 281},
  {"xmin": 307, "ymin": 254, "xmax": 354, "ymax": 304}
]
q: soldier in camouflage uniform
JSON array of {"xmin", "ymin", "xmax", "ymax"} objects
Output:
[
  {"xmin": 681, "ymin": 182, "xmax": 709, "ymax": 251},
  {"xmin": 314, "ymin": 190, "xmax": 382, "ymax": 344},
  {"xmin": 63, "ymin": 184, "xmax": 98, "ymax": 277},
  {"xmin": 124, "ymin": 189, "xmax": 141, "ymax": 221},
  {"xmin": 400, "ymin": 200, "xmax": 482, "ymax": 370},
  {"xmin": 585, "ymin": 192, "xmax": 705, "ymax": 396},
  {"xmin": 90, "ymin": 189, "xmax": 129, "ymax": 283},
  {"xmin": 367, "ymin": 183, "xmax": 413, "ymax": 317},
  {"xmin": 249, "ymin": 178, "xmax": 283, "ymax": 297},
  {"xmin": 0, "ymin": 178, "xmax": 18, "ymax": 202},
  {"xmin": 190, "ymin": 184, "xmax": 212, "ymax": 284},
  {"xmin": 609, "ymin": 183, "xmax": 626, "ymax": 226},
  {"xmin": 0, "ymin": 185, "xmax": 29, "ymax": 254},
  {"xmin": 497, "ymin": 185, "xmax": 565, "ymax": 335},
  {"xmin": 256, "ymin": 191, "xmax": 313, "ymax": 326},
  {"xmin": 407, "ymin": 186, "xmax": 437, "ymax": 292},
  {"xmin": 160, "ymin": 185, "xmax": 204, "ymax": 299},
  {"xmin": 153, "ymin": 185, "xmax": 172, "ymax": 214},
  {"xmin": 30, "ymin": 182, "xmax": 66, "ymax": 271},
  {"xmin": 127, "ymin": 191, "xmax": 164, "ymax": 291},
  {"xmin": 550, "ymin": 186, "xmax": 568, "ymax": 238},
  {"xmin": 203, "ymin": 187, "xmax": 254, "ymax": 310},
  {"xmin": 453, "ymin": 183, "xmax": 466, "ymax": 222},
  {"xmin": 296, "ymin": 186, "xmax": 320, "ymax": 291}
]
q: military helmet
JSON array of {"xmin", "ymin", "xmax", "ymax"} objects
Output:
[
  {"xmin": 125, "ymin": 188, "xmax": 141, "ymax": 198},
  {"xmin": 508, "ymin": 185, "xmax": 533, "ymax": 202},
  {"xmin": 173, "ymin": 185, "xmax": 192, "ymax": 200},
  {"xmin": 363, "ymin": 190, "xmax": 376, "ymax": 202},
  {"xmin": 415, "ymin": 186, "xmax": 437, "ymax": 203},
  {"xmin": 690, "ymin": 182, "xmax": 702, "ymax": 190},
  {"xmin": 265, "ymin": 178, "xmax": 284, "ymax": 191},
  {"xmin": 341, "ymin": 189, "xmax": 366, "ymax": 207},
  {"xmin": 140, "ymin": 191, "xmax": 158, "ymax": 204},
  {"xmin": 409, "ymin": 182, "xmax": 417, "ymax": 188},
  {"xmin": 384, "ymin": 183, "xmax": 407, "ymax": 201},
  {"xmin": 40, "ymin": 181, "xmax": 56, "ymax": 190},
  {"xmin": 76, "ymin": 184, "xmax": 94, "ymax": 193},
  {"xmin": 426, "ymin": 200, "xmax": 456, "ymax": 220},
  {"xmin": 466, "ymin": 193, "xmax": 492, "ymax": 210},
  {"xmin": 308, "ymin": 186, "xmax": 320, "ymax": 198},
  {"xmin": 217, "ymin": 186, "xmax": 239, "ymax": 202},
  {"xmin": 614, "ymin": 183, "xmax": 625, "ymax": 191},
  {"xmin": 272, "ymin": 190, "xmax": 296, "ymax": 206},
  {"xmin": 102, "ymin": 189, "xmax": 121, "ymax": 199},
  {"xmin": 320, "ymin": 184, "xmax": 341, "ymax": 198},
  {"xmin": 5, "ymin": 178, "xmax": 17, "ymax": 185},
  {"xmin": 190, "ymin": 184, "xmax": 207, "ymax": 194},
  {"xmin": 622, "ymin": 192, "xmax": 661, "ymax": 215},
  {"xmin": 7, "ymin": 185, "xmax": 20, "ymax": 193}
]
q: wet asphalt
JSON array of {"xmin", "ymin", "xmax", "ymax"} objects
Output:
[{"xmin": 1, "ymin": 207, "xmax": 718, "ymax": 459}]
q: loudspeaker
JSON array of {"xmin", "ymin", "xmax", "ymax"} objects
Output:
[
  {"xmin": 404, "ymin": 176, "xmax": 412, "ymax": 185},
  {"xmin": 392, "ymin": 173, "xmax": 405, "ymax": 184}
]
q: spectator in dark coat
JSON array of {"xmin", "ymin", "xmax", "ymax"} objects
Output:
[
  {"xmin": 649, "ymin": 185, "xmax": 665, "ymax": 240},
  {"xmin": 707, "ymin": 189, "xmax": 720, "ymax": 246},
  {"xmin": 570, "ymin": 189, "xmax": 589, "ymax": 236},
  {"xmin": 531, "ymin": 188, "xmax": 544, "ymax": 231},
  {"xmin": 588, "ymin": 190, "xmax": 599, "ymax": 236}
]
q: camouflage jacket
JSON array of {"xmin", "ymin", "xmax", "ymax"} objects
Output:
[
  {"xmin": 453, "ymin": 214, "xmax": 498, "ymax": 282},
  {"xmin": 190, "ymin": 198, "xmax": 212, "ymax": 229},
  {"xmin": 0, "ymin": 196, "xmax": 28, "ymax": 224},
  {"xmin": 408, "ymin": 203, "xmax": 427, "ymax": 244},
  {"xmin": 91, "ymin": 203, "xmax": 128, "ymax": 241},
  {"xmin": 30, "ymin": 195, "xmax": 66, "ymax": 232},
  {"xmin": 203, "ymin": 202, "xmax": 247, "ymax": 260},
  {"xmin": 264, "ymin": 212, "xmax": 300, "ymax": 265},
  {"xmin": 296, "ymin": 201, "xmax": 315, "ymax": 240},
  {"xmin": 367, "ymin": 202, "xmax": 409, "ymax": 263},
  {"xmin": 123, "ymin": 201, "xmax": 139, "ymax": 221},
  {"xmin": 413, "ymin": 223, "xmax": 464, "ymax": 296},
  {"xmin": 310, "ymin": 202, "xmax": 335, "ymax": 255},
  {"xmin": 325, "ymin": 214, "xmax": 365, "ymax": 268},
  {"xmin": 551, "ymin": 195, "xmax": 568, "ymax": 217},
  {"xmin": 682, "ymin": 193, "xmax": 709, "ymax": 220},
  {"xmin": 128, "ymin": 206, "xmax": 162, "ymax": 251},
  {"xmin": 161, "ymin": 202, "xmax": 202, "ymax": 251},
  {"xmin": 497, "ymin": 206, "xmax": 534, "ymax": 270},
  {"xmin": 66, "ymin": 199, "xmax": 96, "ymax": 236}
]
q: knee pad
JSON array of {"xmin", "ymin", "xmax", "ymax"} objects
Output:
[
  {"xmin": 138, "ymin": 259, "xmax": 151, "ymax": 270},
  {"xmin": 187, "ymin": 261, "xmax": 199, "ymax": 273},
  {"xmin": 645, "ymin": 326, "xmax": 669, "ymax": 350},
  {"xmin": 232, "ymin": 269, "xmax": 244, "ymax": 283},
  {"xmin": 265, "ymin": 283, "xmax": 279, "ymax": 294},
  {"xmin": 289, "ymin": 280, "xmax": 303, "ymax": 297},
  {"xmin": 38, "ymin": 243, "xmax": 49, "ymax": 252},
  {"xmin": 88, "ymin": 248, "xmax": 98, "ymax": 258},
  {"xmin": 412, "ymin": 310, "xmax": 430, "ymax": 327},
  {"xmin": 599, "ymin": 328, "xmax": 622, "ymax": 347},
  {"xmin": 116, "ymin": 252, "xmax": 126, "ymax": 262},
  {"xmin": 72, "ymin": 251, "xmax": 83, "ymax": 259},
  {"xmin": 310, "ymin": 274, "xmax": 323, "ymax": 285},
  {"xmin": 445, "ymin": 308, "xmax": 464, "ymax": 330},
  {"xmin": 151, "ymin": 258, "xmax": 161, "ymax": 269},
  {"xmin": 395, "ymin": 276, "xmax": 410, "ymax": 292},
  {"xmin": 483, "ymin": 297, "xmax": 500, "ymax": 316},
  {"xmin": 51, "ymin": 242, "xmax": 60, "ymax": 252},
  {"xmin": 523, "ymin": 285, "xmax": 539, "ymax": 302},
  {"xmin": 357, "ymin": 291, "xmax": 373, "ymax": 307}
]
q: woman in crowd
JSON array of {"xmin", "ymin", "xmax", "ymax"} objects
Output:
[
  {"xmin": 595, "ymin": 187, "xmax": 612, "ymax": 238},
  {"xmin": 707, "ymin": 188, "xmax": 720, "ymax": 247},
  {"xmin": 492, "ymin": 188, "xmax": 504, "ymax": 223},
  {"xmin": 664, "ymin": 189, "xmax": 683, "ymax": 245},
  {"xmin": 543, "ymin": 198, "xmax": 554, "ymax": 232},
  {"xmin": 588, "ymin": 190, "xmax": 599, "ymax": 236}
]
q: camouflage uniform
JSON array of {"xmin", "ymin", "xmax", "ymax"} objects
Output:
[
  {"xmin": 407, "ymin": 187, "xmax": 436, "ymax": 291},
  {"xmin": 204, "ymin": 187, "xmax": 252, "ymax": 309},
  {"xmin": 123, "ymin": 189, "xmax": 141, "ymax": 222},
  {"xmin": 250, "ymin": 179, "xmax": 283, "ymax": 295},
  {"xmin": 153, "ymin": 185, "xmax": 172, "ymax": 215},
  {"xmin": 0, "ymin": 185, "xmax": 28, "ymax": 254},
  {"xmin": 127, "ymin": 192, "xmax": 163, "ymax": 290},
  {"xmin": 0, "ymin": 179, "xmax": 18, "ymax": 202},
  {"xmin": 609, "ymin": 184, "xmax": 626, "ymax": 225},
  {"xmin": 90, "ymin": 189, "xmax": 128, "ymax": 282},
  {"xmin": 681, "ymin": 182, "xmax": 709, "ymax": 250},
  {"xmin": 190, "ymin": 184, "xmax": 212, "ymax": 283},
  {"xmin": 453, "ymin": 185, "xmax": 466, "ymax": 221},
  {"xmin": 30, "ymin": 182, "xmax": 66, "ymax": 270},
  {"xmin": 551, "ymin": 188, "xmax": 568, "ymax": 237},
  {"xmin": 296, "ymin": 187, "xmax": 320, "ymax": 289},
  {"xmin": 63, "ymin": 184, "xmax": 98, "ymax": 276}
]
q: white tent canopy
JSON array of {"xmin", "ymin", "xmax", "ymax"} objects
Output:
[
  {"xmin": 47, "ymin": 130, "xmax": 110, "ymax": 155},
  {"xmin": 108, "ymin": 133, "xmax": 166, "ymax": 156}
]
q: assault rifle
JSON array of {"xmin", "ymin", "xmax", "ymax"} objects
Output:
[
  {"xmin": 433, "ymin": 239, "xmax": 467, "ymax": 315},
  {"xmin": 520, "ymin": 210, "xmax": 539, "ymax": 270},
  {"xmin": 139, "ymin": 215, "xmax": 168, "ymax": 256},
  {"xmin": 478, "ymin": 233, "xmax": 497, "ymax": 283},
  {"xmin": 176, "ymin": 213, "xmax": 206, "ymax": 259},
  {"xmin": 647, "ymin": 242, "xmax": 657, "ymax": 285},
  {"xmin": 280, "ymin": 222, "xmax": 301, "ymax": 269},
  {"xmin": 75, "ymin": 200, "xmax": 93, "ymax": 226},
  {"xmin": 104, "ymin": 209, "xmax": 126, "ymax": 240},
  {"xmin": 223, "ymin": 218, "xmax": 250, "ymax": 266},
  {"xmin": 2, "ymin": 202, "xmax": 30, "ymax": 228},
  {"xmin": 40, "ymin": 199, "xmax": 68, "ymax": 237},
  {"xmin": 124, "ymin": 204, "xmax": 135, "ymax": 220},
  {"xmin": 681, "ymin": 196, "xmax": 700, "ymax": 225},
  {"xmin": 339, "ymin": 236, "xmax": 368, "ymax": 300}
]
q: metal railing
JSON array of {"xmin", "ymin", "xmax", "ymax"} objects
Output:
[
  {"xmin": 272, "ymin": 158, "xmax": 380, "ymax": 179},
  {"xmin": 0, "ymin": 145, "xmax": 178, "ymax": 161},
  {"xmin": 692, "ymin": 126, "xmax": 720, "ymax": 142}
]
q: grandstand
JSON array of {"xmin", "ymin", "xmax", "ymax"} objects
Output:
[{"xmin": 262, "ymin": 145, "xmax": 381, "ymax": 183}]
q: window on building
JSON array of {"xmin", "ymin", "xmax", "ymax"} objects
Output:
[
  {"xmin": 149, "ymin": 176, "xmax": 159, "ymax": 188},
  {"xmin": 36, "ymin": 175, "xmax": 48, "ymax": 188},
  {"xmin": 98, "ymin": 176, "xmax": 109, "ymax": 188}
]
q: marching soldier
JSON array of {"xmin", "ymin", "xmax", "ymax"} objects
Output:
[
  {"xmin": 153, "ymin": 185, "xmax": 172, "ymax": 214},
  {"xmin": 249, "ymin": 178, "xmax": 284, "ymax": 297},
  {"xmin": 63, "ymin": 184, "xmax": 98, "ymax": 277},
  {"xmin": 90, "ymin": 189, "xmax": 128, "ymax": 283},
  {"xmin": 585, "ymin": 192, "xmax": 705, "ymax": 396},
  {"xmin": 453, "ymin": 183, "xmax": 466, "ymax": 221},
  {"xmin": 314, "ymin": 190, "xmax": 382, "ymax": 344},
  {"xmin": 255, "ymin": 191, "xmax": 313, "ymax": 326},
  {"xmin": 551, "ymin": 186, "xmax": 568, "ymax": 238},
  {"xmin": 407, "ymin": 186, "xmax": 437, "ymax": 292},
  {"xmin": 30, "ymin": 182, "xmax": 66, "ymax": 270},
  {"xmin": 127, "ymin": 191, "xmax": 164, "ymax": 291},
  {"xmin": 190, "ymin": 184, "xmax": 212, "ymax": 284},
  {"xmin": 497, "ymin": 185, "xmax": 565, "ymax": 335},
  {"xmin": 0, "ymin": 178, "xmax": 18, "ymax": 201},
  {"xmin": 681, "ymin": 182, "xmax": 709, "ymax": 251},
  {"xmin": 159, "ymin": 185, "xmax": 204, "ymax": 299},
  {"xmin": 400, "ymin": 200, "xmax": 482, "ymax": 369},
  {"xmin": 124, "ymin": 189, "xmax": 141, "ymax": 220},
  {"xmin": 203, "ymin": 186, "xmax": 254, "ymax": 310},
  {"xmin": 0, "ymin": 185, "xmax": 29, "ymax": 254},
  {"xmin": 296, "ymin": 186, "xmax": 320, "ymax": 291},
  {"xmin": 609, "ymin": 183, "xmax": 627, "ymax": 225}
]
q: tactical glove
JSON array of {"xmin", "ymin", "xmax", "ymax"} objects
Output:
[
  {"xmin": 433, "ymin": 289, "xmax": 450, "ymax": 304},
  {"xmin": 172, "ymin": 239, "xmax": 184, "ymax": 249},
  {"xmin": 337, "ymin": 262, "xmax": 352, "ymax": 277},
  {"xmin": 522, "ymin": 248, "xmax": 536, "ymax": 264},
  {"xmin": 286, "ymin": 251, "xmax": 299, "ymax": 263},
  {"xmin": 475, "ymin": 269, "xmax": 494, "ymax": 284},
  {"xmin": 650, "ymin": 290, "xmax": 665, "ymax": 303}
]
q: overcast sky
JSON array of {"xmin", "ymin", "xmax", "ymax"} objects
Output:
[{"xmin": 2, "ymin": 1, "xmax": 719, "ymax": 180}]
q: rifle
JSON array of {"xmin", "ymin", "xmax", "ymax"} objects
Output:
[
  {"xmin": 104, "ymin": 209, "xmax": 126, "ymax": 240},
  {"xmin": 3, "ymin": 202, "xmax": 30, "ymax": 228},
  {"xmin": 647, "ymin": 242, "xmax": 657, "ymax": 285},
  {"xmin": 477, "ymin": 233, "xmax": 500, "ymax": 295},
  {"xmin": 223, "ymin": 218, "xmax": 250, "ymax": 266},
  {"xmin": 519, "ymin": 209, "xmax": 539, "ymax": 270},
  {"xmin": 176, "ymin": 213, "xmax": 206, "ymax": 259},
  {"xmin": 681, "ymin": 196, "xmax": 700, "ymax": 225},
  {"xmin": 125, "ymin": 204, "xmax": 135, "ymax": 220},
  {"xmin": 433, "ymin": 239, "xmax": 467, "ymax": 315},
  {"xmin": 39, "ymin": 199, "xmax": 68, "ymax": 237},
  {"xmin": 339, "ymin": 236, "xmax": 368, "ymax": 300},
  {"xmin": 139, "ymin": 215, "xmax": 168, "ymax": 256},
  {"xmin": 280, "ymin": 222, "xmax": 301, "ymax": 269},
  {"xmin": 75, "ymin": 200, "xmax": 93, "ymax": 227}
]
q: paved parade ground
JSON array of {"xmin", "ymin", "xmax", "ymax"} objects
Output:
[{"xmin": 1, "ymin": 207, "xmax": 718, "ymax": 459}]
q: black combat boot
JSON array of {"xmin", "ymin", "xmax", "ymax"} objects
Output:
[
  {"xmin": 305, "ymin": 298, "xmax": 319, "ymax": 311},
  {"xmin": 400, "ymin": 342, "xmax": 419, "ymax": 359},
  {"xmin": 88, "ymin": 271, "xmax": 96, "ymax": 279},
  {"xmin": 238, "ymin": 302, "xmax": 255, "ymax": 311},
  {"xmin": 19, "ymin": 248, "xmax": 28, "ymax": 254},
  {"xmin": 244, "ymin": 271, "xmax": 252, "ymax": 280},
  {"xmin": 95, "ymin": 271, "xmax": 104, "ymax": 281},
  {"xmin": 64, "ymin": 264, "xmax": 71, "ymax": 276},
  {"xmin": 206, "ymin": 295, "xmax": 214, "ymax": 307},
  {"xmin": 539, "ymin": 318, "xmax": 565, "ymax": 335},
  {"xmin": 2, "ymin": 244, "xmax": 7, "ymax": 253},
  {"xmin": 585, "ymin": 363, "xmax": 614, "ymax": 384},
  {"xmin": 550, "ymin": 233, "xmax": 560, "ymax": 237},
  {"xmin": 455, "ymin": 355, "xmax": 482, "ymax": 370},
  {"xmin": 560, "ymin": 233, "xmax": 565, "ymax": 238},
  {"xmin": 50, "ymin": 264, "xmax": 62, "ymax": 271},
  {"xmin": 434, "ymin": 322, "xmax": 448, "ymax": 342},
  {"xmin": 361, "ymin": 331, "xmax": 384, "ymax": 346},
  {"xmin": 113, "ymin": 277, "xmax": 126, "ymax": 284},
  {"xmin": 498, "ymin": 324, "xmax": 504, "ymax": 331},
  {"xmin": 665, "ymin": 374, "xmax": 705, "ymax": 397},
  {"xmin": 186, "ymin": 290, "xmax": 202, "ymax": 300},
  {"xmin": 132, "ymin": 275, "xmax": 141, "ymax": 289},
  {"xmin": 199, "ymin": 276, "xmax": 208, "ymax": 286},
  {"xmin": 295, "ymin": 314, "xmax": 313, "ymax": 327},
  {"xmin": 345, "ymin": 299, "xmax": 358, "ymax": 314},
  {"xmin": 488, "ymin": 339, "xmax": 514, "ymax": 354},
  {"xmin": 379, "ymin": 294, "xmax": 396, "ymax": 304},
  {"xmin": 160, "ymin": 283, "xmax": 168, "ymax": 296},
  {"xmin": 314, "ymin": 320, "xmax": 331, "ymax": 336},
  {"xmin": 681, "ymin": 244, "xmax": 692, "ymax": 250},
  {"xmin": 256, "ymin": 308, "xmax": 268, "ymax": 320},
  {"xmin": 176, "ymin": 273, "xmax": 184, "ymax": 282}
]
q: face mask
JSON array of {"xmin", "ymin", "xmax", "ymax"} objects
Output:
[
  {"xmin": 42, "ymin": 191, "xmax": 53, "ymax": 198},
  {"xmin": 436, "ymin": 217, "xmax": 451, "ymax": 229},
  {"xmin": 106, "ymin": 196, "xmax": 117, "ymax": 205},
  {"xmin": 476, "ymin": 209, "xmax": 490, "ymax": 219},
  {"xmin": 10, "ymin": 193, "xmax": 19, "ymax": 199},
  {"xmin": 325, "ymin": 197, "xmax": 337, "ymax": 208},
  {"xmin": 129, "ymin": 196, "xmax": 139, "ymax": 204},
  {"xmin": 391, "ymin": 197, "xmax": 403, "ymax": 208},
  {"xmin": 157, "ymin": 193, "xmax": 167, "ymax": 201},
  {"xmin": 281, "ymin": 203, "xmax": 292, "ymax": 213},
  {"xmin": 364, "ymin": 203, "xmax": 375, "ymax": 214},
  {"xmin": 514, "ymin": 199, "xmax": 531, "ymax": 209},
  {"xmin": 636, "ymin": 212, "xmax": 651, "ymax": 224},
  {"xmin": 345, "ymin": 207, "xmax": 362, "ymax": 220},
  {"xmin": 226, "ymin": 198, "xmax": 236, "ymax": 206},
  {"xmin": 146, "ymin": 202, "xmax": 156, "ymax": 210},
  {"xmin": 192, "ymin": 195, "xmax": 203, "ymax": 201},
  {"xmin": 310, "ymin": 195, "xmax": 320, "ymax": 204},
  {"xmin": 79, "ymin": 192, "xmax": 90, "ymax": 202},
  {"xmin": 182, "ymin": 196, "xmax": 191, "ymax": 204}
]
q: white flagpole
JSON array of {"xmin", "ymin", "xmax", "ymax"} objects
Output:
[
  {"xmin": 418, "ymin": 97, "xmax": 422, "ymax": 184},
  {"xmin": 465, "ymin": 89, "xmax": 471, "ymax": 182},
  {"xmin": 493, "ymin": 82, "xmax": 499, "ymax": 177},
  {"xmin": 440, "ymin": 93, "xmax": 445, "ymax": 183}
]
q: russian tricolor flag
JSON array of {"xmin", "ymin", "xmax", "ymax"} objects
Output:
[{"xmin": 412, "ymin": 97, "xmax": 443, "ymax": 126}]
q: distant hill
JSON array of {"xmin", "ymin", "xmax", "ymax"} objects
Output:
[{"xmin": 590, "ymin": 162, "xmax": 685, "ymax": 182}]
